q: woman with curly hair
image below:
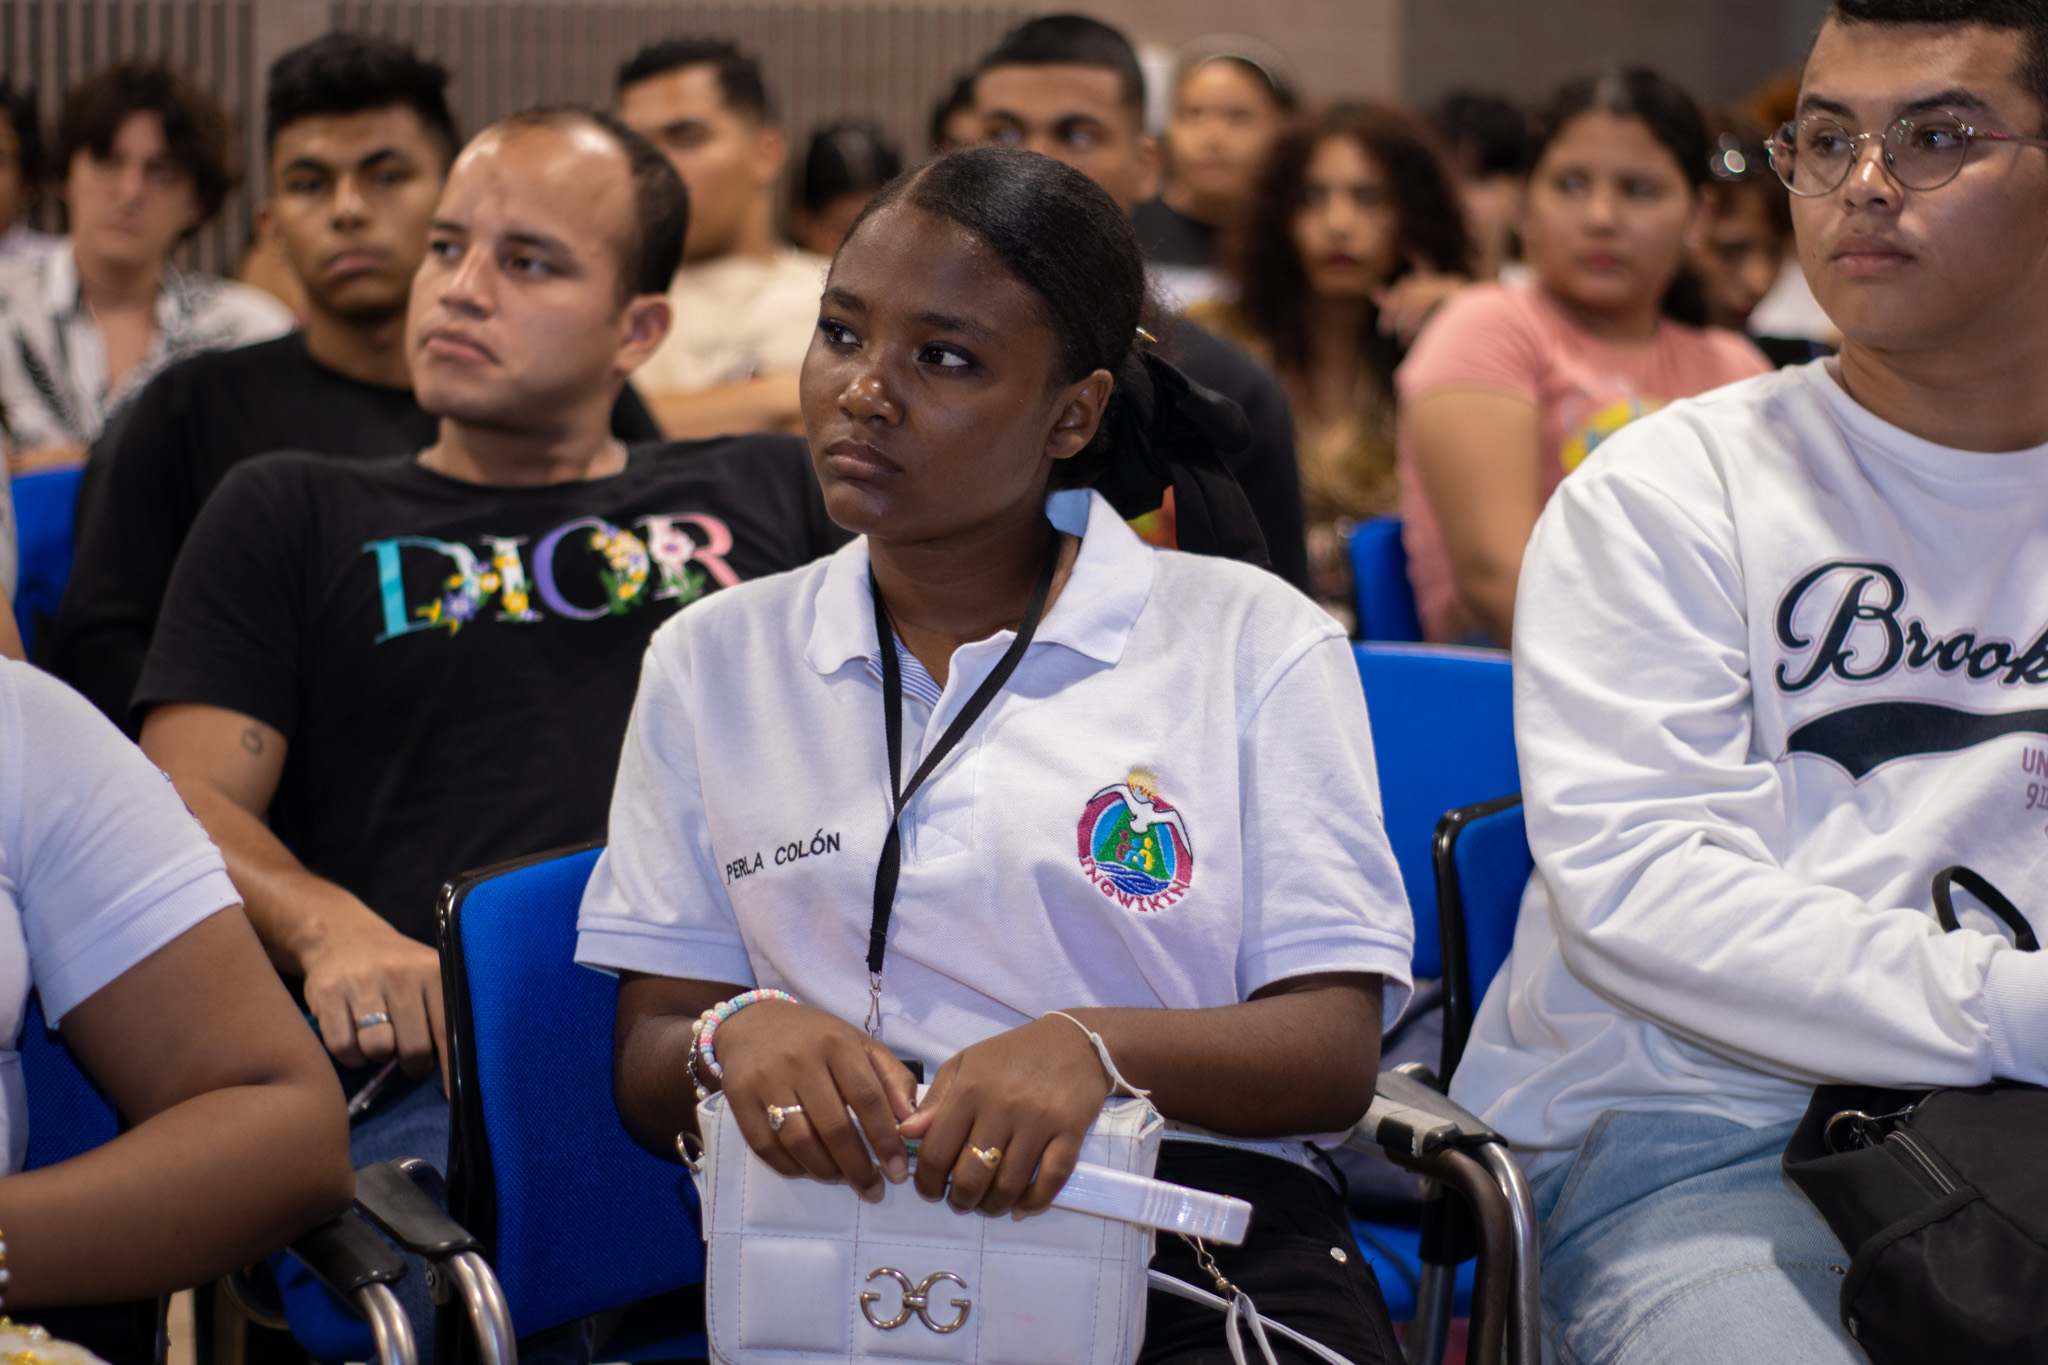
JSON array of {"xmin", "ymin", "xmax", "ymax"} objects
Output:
[{"xmin": 1194, "ymin": 102, "xmax": 1470, "ymax": 610}]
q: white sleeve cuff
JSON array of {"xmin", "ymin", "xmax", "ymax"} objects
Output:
[
  {"xmin": 574, "ymin": 919, "xmax": 758, "ymax": 990},
  {"xmin": 1238, "ymin": 933, "xmax": 1417, "ymax": 1034},
  {"xmin": 36, "ymin": 868, "xmax": 240, "ymax": 1025},
  {"xmin": 1984, "ymin": 947, "xmax": 2048, "ymax": 1086}
]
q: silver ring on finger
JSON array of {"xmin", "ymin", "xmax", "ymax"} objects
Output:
[
  {"xmin": 767, "ymin": 1102, "xmax": 804, "ymax": 1133},
  {"xmin": 356, "ymin": 1011, "xmax": 392, "ymax": 1031}
]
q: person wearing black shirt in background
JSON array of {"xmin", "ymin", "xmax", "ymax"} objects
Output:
[
  {"xmin": 134, "ymin": 109, "xmax": 837, "ymax": 1355},
  {"xmin": 969, "ymin": 15, "xmax": 1312, "ymax": 592},
  {"xmin": 46, "ymin": 33, "xmax": 662, "ymax": 728}
]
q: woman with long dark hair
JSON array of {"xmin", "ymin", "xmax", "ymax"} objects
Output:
[
  {"xmin": 580, "ymin": 146, "xmax": 1413, "ymax": 1364},
  {"xmin": 1398, "ymin": 67, "xmax": 1770, "ymax": 646},
  {"xmin": 1196, "ymin": 102, "xmax": 1470, "ymax": 609}
]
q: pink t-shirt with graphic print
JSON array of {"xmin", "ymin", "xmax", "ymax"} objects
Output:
[{"xmin": 1395, "ymin": 280, "xmax": 1769, "ymax": 641}]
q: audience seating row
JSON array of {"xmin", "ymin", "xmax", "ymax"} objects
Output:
[{"xmin": 13, "ymin": 633, "xmax": 1531, "ymax": 1365}]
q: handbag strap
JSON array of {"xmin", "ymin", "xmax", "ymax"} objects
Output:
[
  {"xmin": 1931, "ymin": 865, "xmax": 2040, "ymax": 951},
  {"xmin": 1147, "ymin": 1270, "xmax": 1359, "ymax": 1365},
  {"xmin": 864, "ymin": 537, "xmax": 1061, "ymax": 1032}
]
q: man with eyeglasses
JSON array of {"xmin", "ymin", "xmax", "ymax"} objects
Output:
[{"xmin": 1449, "ymin": 1, "xmax": 2048, "ymax": 1360}]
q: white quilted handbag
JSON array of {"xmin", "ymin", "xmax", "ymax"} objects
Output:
[{"xmin": 692, "ymin": 1091, "xmax": 1164, "ymax": 1365}]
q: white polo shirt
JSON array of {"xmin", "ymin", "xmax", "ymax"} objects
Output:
[
  {"xmin": 576, "ymin": 489, "xmax": 1414, "ymax": 1075},
  {"xmin": 0, "ymin": 661, "xmax": 242, "ymax": 1171}
]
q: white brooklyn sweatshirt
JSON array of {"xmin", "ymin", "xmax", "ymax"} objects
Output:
[{"xmin": 1450, "ymin": 359, "xmax": 2048, "ymax": 1167}]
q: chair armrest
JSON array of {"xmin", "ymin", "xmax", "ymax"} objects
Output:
[
  {"xmin": 353, "ymin": 1158, "xmax": 516, "ymax": 1365},
  {"xmin": 286, "ymin": 1209, "xmax": 420, "ymax": 1365},
  {"xmin": 1346, "ymin": 1069, "xmax": 1540, "ymax": 1365},
  {"xmin": 1347, "ymin": 1067, "xmax": 1504, "ymax": 1160},
  {"xmin": 354, "ymin": 1158, "xmax": 483, "ymax": 1258},
  {"xmin": 290, "ymin": 1208, "xmax": 409, "ymax": 1295}
]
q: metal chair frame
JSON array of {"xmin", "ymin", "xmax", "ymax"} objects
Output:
[{"xmin": 1345, "ymin": 794, "xmax": 1540, "ymax": 1365}]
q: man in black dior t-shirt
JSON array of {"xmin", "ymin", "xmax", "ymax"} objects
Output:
[
  {"xmin": 135, "ymin": 112, "xmax": 835, "ymax": 1335},
  {"xmin": 45, "ymin": 34, "xmax": 664, "ymax": 728}
]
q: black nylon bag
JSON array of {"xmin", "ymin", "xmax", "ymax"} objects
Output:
[{"xmin": 1783, "ymin": 867, "xmax": 2048, "ymax": 1364}]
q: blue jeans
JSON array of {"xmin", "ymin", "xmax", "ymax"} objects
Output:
[{"xmin": 1530, "ymin": 1110, "xmax": 1868, "ymax": 1365}]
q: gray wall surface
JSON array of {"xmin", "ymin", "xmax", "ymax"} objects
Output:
[
  {"xmin": 0, "ymin": 0, "xmax": 1838, "ymax": 279},
  {"xmin": 1400, "ymin": 0, "xmax": 1833, "ymax": 111}
]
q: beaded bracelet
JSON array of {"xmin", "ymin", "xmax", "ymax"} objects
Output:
[
  {"xmin": 1, "ymin": 1224, "xmax": 11, "ymax": 1310},
  {"xmin": 691, "ymin": 989, "xmax": 799, "ymax": 1091}
]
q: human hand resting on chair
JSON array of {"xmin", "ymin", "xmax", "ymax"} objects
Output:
[
  {"xmin": 715, "ymin": 999, "xmax": 919, "ymax": 1203},
  {"xmin": 897, "ymin": 1015, "xmax": 1115, "ymax": 1217}
]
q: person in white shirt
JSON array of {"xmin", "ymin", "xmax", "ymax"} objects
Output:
[
  {"xmin": 577, "ymin": 146, "xmax": 1414, "ymax": 1364},
  {"xmin": 616, "ymin": 37, "xmax": 826, "ymax": 440},
  {"xmin": 0, "ymin": 62, "xmax": 293, "ymax": 476},
  {"xmin": 0, "ymin": 660, "xmax": 348, "ymax": 1308},
  {"xmin": 1451, "ymin": 2, "xmax": 2048, "ymax": 1361}
]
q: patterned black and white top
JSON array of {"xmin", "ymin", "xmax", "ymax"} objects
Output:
[{"xmin": 0, "ymin": 244, "xmax": 293, "ymax": 451}]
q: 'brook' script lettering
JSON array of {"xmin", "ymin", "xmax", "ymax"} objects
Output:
[{"xmin": 1775, "ymin": 561, "xmax": 2048, "ymax": 694}]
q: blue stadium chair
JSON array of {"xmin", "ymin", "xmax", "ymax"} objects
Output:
[
  {"xmin": 1348, "ymin": 517, "xmax": 1424, "ymax": 643},
  {"xmin": 440, "ymin": 844, "xmax": 707, "ymax": 1365},
  {"xmin": 18, "ymin": 993, "xmax": 504, "ymax": 1365},
  {"xmin": 15, "ymin": 995, "xmax": 162, "ymax": 1365},
  {"xmin": 1434, "ymin": 796, "xmax": 1532, "ymax": 1081},
  {"xmin": 1353, "ymin": 643, "xmax": 1517, "ymax": 986},
  {"xmin": 1346, "ymin": 644, "xmax": 1537, "ymax": 1365},
  {"xmin": 12, "ymin": 466, "xmax": 84, "ymax": 654},
  {"xmin": 19, "ymin": 994, "xmax": 118, "ymax": 1171}
]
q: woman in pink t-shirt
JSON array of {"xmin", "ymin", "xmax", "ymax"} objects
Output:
[{"xmin": 1397, "ymin": 68, "xmax": 1769, "ymax": 644}]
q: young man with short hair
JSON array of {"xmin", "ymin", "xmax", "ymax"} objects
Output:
[
  {"xmin": 970, "ymin": 15, "xmax": 1311, "ymax": 590},
  {"xmin": 0, "ymin": 62, "xmax": 293, "ymax": 475},
  {"xmin": 48, "ymin": 33, "xmax": 661, "ymax": 727},
  {"xmin": 134, "ymin": 108, "xmax": 838, "ymax": 1349},
  {"xmin": 617, "ymin": 36, "xmax": 826, "ymax": 439},
  {"xmin": 1452, "ymin": 2, "xmax": 2048, "ymax": 1359}
]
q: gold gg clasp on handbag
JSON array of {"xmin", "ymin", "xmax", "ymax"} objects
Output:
[{"xmin": 859, "ymin": 1268, "xmax": 971, "ymax": 1333}]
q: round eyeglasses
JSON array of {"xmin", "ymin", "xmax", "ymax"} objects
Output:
[{"xmin": 1769, "ymin": 113, "xmax": 2048, "ymax": 196}]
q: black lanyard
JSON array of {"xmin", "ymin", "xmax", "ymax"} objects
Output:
[{"xmin": 864, "ymin": 537, "xmax": 1061, "ymax": 1034}]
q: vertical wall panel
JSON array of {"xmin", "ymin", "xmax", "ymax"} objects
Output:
[
  {"xmin": 0, "ymin": 0, "xmax": 257, "ymax": 275},
  {"xmin": 2, "ymin": 0, "xmax": 1032, "ymax": 281},
  {"xmin": 324, "ymin": 0, "xmax": 1028, "ymax": 186}
]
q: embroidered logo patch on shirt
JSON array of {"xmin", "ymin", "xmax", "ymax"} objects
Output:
[{"xmin": 1076, "ymin": 766, "xmax": 1194, "ymax": 911}]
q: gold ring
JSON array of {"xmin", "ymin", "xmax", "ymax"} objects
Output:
[
  {"xmin": 971, "ymin": 1145, "xmax": 1002, "ymax": 1170},
  {"xmin": 766, "ymin": 1103, "xmax": 803, "ymax": 1132}
]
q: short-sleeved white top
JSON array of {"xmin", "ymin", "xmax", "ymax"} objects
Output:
[
  {"xmin": 0, "ymin": 661, "xmax": 241, "ymax": 1171},
  {"xmin": 576, "ymin": 489, "xmax": 1414, "ymax": 1073}
]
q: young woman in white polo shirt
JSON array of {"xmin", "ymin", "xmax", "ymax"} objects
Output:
[{"xmin": 577, "ymin": 146, "xmax": 1414, "ymax": 1363}]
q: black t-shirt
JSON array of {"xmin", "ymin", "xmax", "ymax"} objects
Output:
[
  {"xmin": 1161, "ymin": 316, "xmax": 1311, "ymax": 591},
  {"xmin": 1134, "ymin": 198, "xmax": 1223, "ymax": 269},
  {"xmin": 46, "ymin": 331, "xmax": 664, "ymax": 727},
  {"xmin": 135, "ymin": 437, "xmax": 840, "ymax": 944}
]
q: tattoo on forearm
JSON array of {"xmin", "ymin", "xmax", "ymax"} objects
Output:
[{"xmin": 240, "ymin": 727, "xmax": 265, "ymax": 755}]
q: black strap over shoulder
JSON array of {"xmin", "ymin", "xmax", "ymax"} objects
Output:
[
  {"xmin": 866, "ymin": 538, "xmax": 1060, "ymax": 978},
  {"xmin": 1931, "ymin": 865, "xmax": 2039, "ymax": 950}
]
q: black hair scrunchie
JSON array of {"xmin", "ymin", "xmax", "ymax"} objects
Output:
[{"xmin": 1090, "ymin": 350, "xmax": 1271, "ymax": 569}]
